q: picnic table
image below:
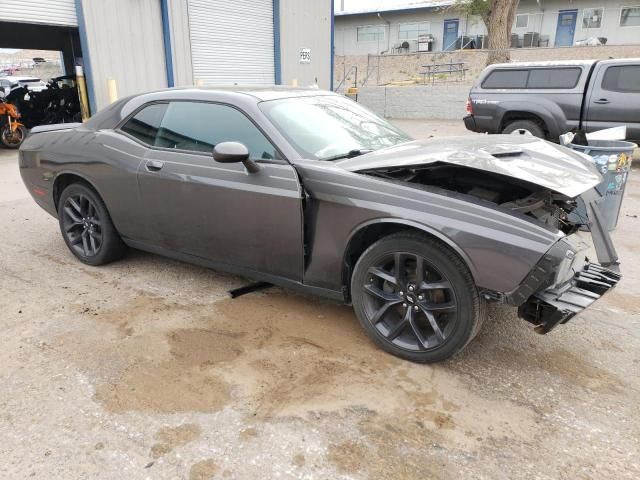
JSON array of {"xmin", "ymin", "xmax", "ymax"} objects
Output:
[{"xmin": 420, "ymin": 61, "xmax": 468, "ymax": 84}]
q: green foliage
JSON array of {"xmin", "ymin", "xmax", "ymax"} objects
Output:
[{"xmin": 454, "ymin": 0, "xmax": 491, "ymax": 20}]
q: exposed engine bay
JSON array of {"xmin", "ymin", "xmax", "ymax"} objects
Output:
[{"xmin": 362, "ymin": 163, "xmax": 582, "ymax": 235}]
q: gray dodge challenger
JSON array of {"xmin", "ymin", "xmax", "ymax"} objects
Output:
[{"xmin": 19, "ymin": 87, "xmax": 621, "ymax": 363}]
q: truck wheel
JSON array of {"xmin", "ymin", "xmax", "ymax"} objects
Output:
[
  {"xmin": 58, "ymin": 183, "xmax": 127, "ymax": 266},
  {"xmin": 502, "ymin": 120, "xmax": 545, "ymax": 139},
  {"xmin": 351, "ymin": 232, "xmax": 485, "ymax": 363}
]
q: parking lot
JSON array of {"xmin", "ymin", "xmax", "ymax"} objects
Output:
[{"xmin": 1, "ymin": 120, "xmax": 639, "ymax": 479}]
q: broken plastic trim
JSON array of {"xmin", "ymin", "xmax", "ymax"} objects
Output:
[
  {"xmin": 518, "ymin": 263, "xmax": 621, "ymax": 334},
  {"xmin": 582, "ymin": 188, "xmax": 619, "ymax": 269}
]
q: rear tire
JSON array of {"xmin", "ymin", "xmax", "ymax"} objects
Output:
[
  {"xmin": 58, "ymin": 183, "xmax": 126, "ymax": 265},
  {"xmin": 351, "ymin": 232, "xmax": 485, "ymax": 363},
  {"xmin": 502, "ymin": 119, "xmax": 545, "ymax": 139}
]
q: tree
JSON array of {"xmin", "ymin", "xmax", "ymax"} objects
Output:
[{"xmin": 455, "ymin": 0, "xmax": 520, "ymax": 65}]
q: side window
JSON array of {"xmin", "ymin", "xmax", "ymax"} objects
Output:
[
  {"xmin": 481, "ymin": 69, "xmax": 529, "ymax": 89},
  {"xmin": 602, "ymin": 65, "xmax": 640, "ymax": 93},
  {"xmin": 527, "ymin": 68, "xmax": 582, "ymax": 89},
  {"xmin": 120, "ymin": 103, "xmax": 167, "ymax": 145},
  {"xmin": 154, "ymin": 101, "xmax": 278, "ymax": 160}
]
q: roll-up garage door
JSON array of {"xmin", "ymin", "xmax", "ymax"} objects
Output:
[
  {"xmin": 0, "ymin": 0, "xmax": 77, "ymax": 26},
  {"xmin": 187, "ymin": 0, "xmax": 275, "ymax": 85}
]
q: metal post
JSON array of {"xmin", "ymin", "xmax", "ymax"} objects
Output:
[{"xmin": 75, "ymin": 66, "xmax": 90, "ymax": 122}]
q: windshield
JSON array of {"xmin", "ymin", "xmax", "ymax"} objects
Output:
[{"xmin": 259, "ymin": 95, "xmax": 412, "ymax": 160}]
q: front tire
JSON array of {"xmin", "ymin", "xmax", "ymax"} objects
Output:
[
  {"xmin": 0, "ymin": 125, "xmax": 26, "ymax": 148},
  {"xmin": 58, "ymin": 183, "xmax": 126, "ymax": 265},
  {"xmin": 351, "ymin": 232, "xmax": 485, "ymax": 363}
]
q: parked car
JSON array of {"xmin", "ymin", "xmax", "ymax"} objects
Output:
[
  {"xmin": 0, "ymin": 75, "xmax": 48, "ymax": 95},
  {"xmin": 19, "ymin": 87, "xmax": 620, "ymax": 363},
  {"xmin": 464, "ymin": 58, "xmax": 640, "ymax": 142},
  {"xmin": 32, "ymin": 57, "xmax": 47, "ymax": 65}
]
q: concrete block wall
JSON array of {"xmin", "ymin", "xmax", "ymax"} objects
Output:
[
  {"xmin": 335, "ymin": 44, "xmax": 640, "ymax": 90},
  {"xmin": 356, "ymin": 85, "xmax": 470, "ymax": 120}
]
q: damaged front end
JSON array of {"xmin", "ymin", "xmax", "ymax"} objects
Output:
[
  {"xmin": 340, "ymin": 136, "xmax": 622, "ymax": 335},
  {"xmin": 516, "ymin": 188, "xmax": 621, "ymax": 334}
]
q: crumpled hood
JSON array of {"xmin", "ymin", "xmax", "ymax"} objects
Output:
[{"xmin": 336, "ymin": 135, "xmax": 602, "ymax": 198}]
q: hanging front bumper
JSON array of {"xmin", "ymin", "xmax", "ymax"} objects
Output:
[{"xmin": 518, "ymin": 263, "xmax": 621, "ymax": 334}]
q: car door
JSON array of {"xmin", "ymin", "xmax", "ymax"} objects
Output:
[
  {"xmin": 584, "ymin": 62, "xmax": 640, "ymax": 141},
  {"xmin": 135, "ymin": 100, "xmax": 305, "ymax": 281}
]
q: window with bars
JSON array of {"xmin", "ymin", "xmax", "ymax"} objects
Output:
[
  {"xmin": 620, "ymin": 6, "xmax": 640, "ymax": 26},
  {"xmin": 357, "ymin": 25, "xmax": 385, "ymax": 42},
  {"xmin": 398, "ymin": 22, "xmax": 430, "ymax": 40},
  {"xmin": 582, "ymin": 8, "xmax": 603, "ymax": 28}
]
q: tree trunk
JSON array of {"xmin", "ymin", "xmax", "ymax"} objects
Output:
[{"xmin": 484, "ymin": 0, "xmax": 520, "ymax": 65}]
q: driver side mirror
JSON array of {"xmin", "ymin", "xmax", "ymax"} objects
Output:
[{"xmin": 213, "ymin": 141, "xmax": 259, "ymax": 173}]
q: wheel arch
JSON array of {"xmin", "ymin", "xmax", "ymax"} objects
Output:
[
  {"xmin": 53, "ymin": 171, "xmax": 104, "ymax": 212},
  {"xmin": 341, "ymin": 218, "xmax": 479, "ymax": 301},
  {"xmin": 496, "ymin": 102, "xmax": 564, "ymax": 139}
]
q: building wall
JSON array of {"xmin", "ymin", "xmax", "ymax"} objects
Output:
[
  {"xmin": 334, "ymin": 44, "xmax": 640, "ymax": 91},
  {"xmin": 335, "ymin": 1, "xmax": 640, "ymax": 56},
  {"xmin": 168, "ymin": 0, "xmax": 193, "ymax": 87},
  {"xmin": 279, "ymin": 0, "xmax": 332, "ymax": 89},
  {"xmin": 80, "ymin": 0, "xmax": 168, "ymax": 111}
]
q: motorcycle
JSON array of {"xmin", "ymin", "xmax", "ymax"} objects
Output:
[{"xmin": 0, "ymin": 91, "xmax": 26, "ymax": 149}]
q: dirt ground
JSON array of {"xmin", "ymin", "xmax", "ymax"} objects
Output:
[{"xmin": 1, "ymin": 120, "xmax": 639, "ymax": 479}]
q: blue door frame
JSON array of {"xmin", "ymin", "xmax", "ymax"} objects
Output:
[
  {"xmin": 443, "ymin": 19, "xmax": 459, "ymax": 51},
  {"xmin": 555, "ymin": 9, "xmax": 577, "ymax": 47}
]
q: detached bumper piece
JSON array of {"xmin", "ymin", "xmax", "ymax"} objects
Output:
[{"xmin": 518, "ymin": 263, "xmax": 621, "ymax": 334}]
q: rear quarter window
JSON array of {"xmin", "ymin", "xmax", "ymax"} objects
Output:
[
  {"xmin": 527, "ymin": 68, "xmax": 582, "ymax": 89},
  {"xmin": 481, "ymin": 69, "xmax": 528, "ymax": 89}
]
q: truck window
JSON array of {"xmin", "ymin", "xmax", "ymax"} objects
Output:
[
  {"xmin": 527, "ymin": 68, "xmax": 582, "ymax": 89},
  {"xmin": 481, "ymin": 70, "xmax": 528, "ymax": 89},
  {"xmin": 602, "ymin": 65, "xmax": 640, "ymax": 93}
]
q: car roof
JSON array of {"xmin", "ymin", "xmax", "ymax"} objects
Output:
[
  {"xmin": 487, "ymin": 60, "xmax": 597, "ymax": 69},
  {"xmin": 1, "ymin": 76, "xmax": 41, "ymax": 82},
  {"xmin": 87, "ymin": 86, "xmax": 339, "ymax": 131},
  {"xmin": 161, "ymin": 85, "xmax": 336, "ymax": 101}
]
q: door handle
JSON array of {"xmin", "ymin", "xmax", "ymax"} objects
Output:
[
  {"xmin": 145, "ymin": 159, "xmax": 164, "ymax": 172},
  {"xmin": 594, "ymin": 99, "xmax": 610, "ymax": 104}
]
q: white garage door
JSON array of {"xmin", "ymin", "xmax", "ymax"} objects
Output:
[
  {"xmin": 187, "ymin": 0, "xmax": 275, "ymax": 85},
  {"xmin": 0, "ymin": 0, "xmax": 77, "ymax": 26}
]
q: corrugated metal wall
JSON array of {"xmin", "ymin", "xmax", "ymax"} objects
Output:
[
  {"xmin": 0, "ymin": 0, "xmax": 77, "ymax": 26},
  {"xmin": 187, "ymin": 0, "xmax": 275, "ymax": 85},
  {"xmin": 167, "ymin": 0, "xmax": 193, "ymax": 86},
  {"xmin": 80, "ymin": 0, "xmax": 167, "ymax": 111},
  {"xmin": 279, "ymin": 0, "xmax": 332, "ymax": 89}
]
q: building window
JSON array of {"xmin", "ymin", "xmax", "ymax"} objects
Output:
[
  {"xmin": 620, "ymin": 6, "xmax": 640, "ymax": 26},
  {"xmin": 398, "ymin": 22, "xmax": 430, "ymax": 40},
  {"xmin": 515, "ymin": 14, "xmax": 529, "ymax": 29},
  {"xmin": 582, "ymin": 8, "xmax": 603, "ymax": 28},
  {"xmin": 357, "ymin": 25, "xmax": 385, "ymax": 42}
]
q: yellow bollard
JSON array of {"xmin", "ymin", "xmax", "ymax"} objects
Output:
[
  {"xmin": 75, "ymin": 66, "xmax": 90, "ymax": 121},
  {"xmin": 107, "ymin": 78, "xmax": 118, "ymax": 104}
]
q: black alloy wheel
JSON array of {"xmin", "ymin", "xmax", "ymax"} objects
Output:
[
  {"xmin": 363, "ymin": 251, "xmax": 458, "ymax": 352},
  {"xmin": 351, "ymin": 232, "xmax": 484, "ymax": 363},
  {"xmin": 58, "ymin": 183, "xmax": 126, "ymax": 265},
  {"xmin": 61, "ymin": 192, "xmax": 103, "ymax": 257}
]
